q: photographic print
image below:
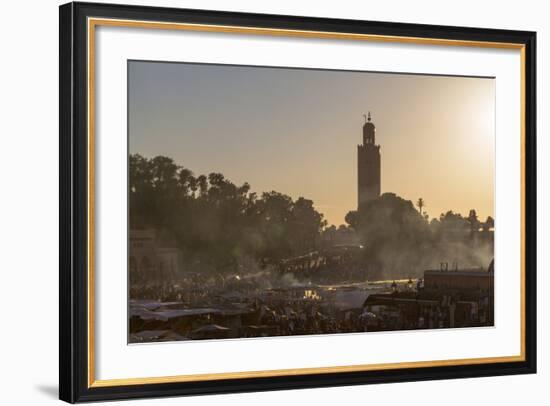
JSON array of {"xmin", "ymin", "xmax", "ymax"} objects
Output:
[
  {"xmin": 128, "ymin": 61, "xmax": 495, "ymax": 343},
  {"xmin": 60, "ymin": 5, "xmax": 536, "ymax": 401}
]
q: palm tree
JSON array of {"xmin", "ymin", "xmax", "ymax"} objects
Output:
[{"xmin": 416, "ymin": 198, "xmax": 425, "ymax": 216}]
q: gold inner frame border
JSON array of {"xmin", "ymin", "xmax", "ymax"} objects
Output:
[{"xmin": 86, "ymin": 17, "xmax": 526, "ymax": 388}]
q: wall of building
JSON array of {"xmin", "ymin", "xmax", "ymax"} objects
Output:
[
  {"xmin": 424, "ymin": 271, "xmax": 494, "ymax": 291},
  {"xmin": 129, "ymin": 229, "xmax": 183, "ymax": 282},
  {"xmin": 357, "ymin": 144, "xmax": 381, "ymax": 205}
]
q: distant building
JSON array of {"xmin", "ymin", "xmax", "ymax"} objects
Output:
[
  {"xmin": 363, "ymin": 261, "xmax": 495, "ymax": 330},
  {"xmin": 357, "ymin": 112, "xmax": 381, "ymax": 208},
  {"xmin": 423, "ymin": 264, "xmax": 494, "ymax": 292},
  {"xmin": 129, "ymin": 229, "xmax": 183, "ymax": 283}
]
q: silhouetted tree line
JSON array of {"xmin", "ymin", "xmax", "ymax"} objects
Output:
[
  {"xmin": 131, "ymin": 155, "xmax": 493, "ymax": 279},
  {"xmin": 130, "ymin": 154, "xmax": 327, "ymax": 273},
  {"xmin": 345, "ymin": 193, "xmax": 494, "ymax": 278}
]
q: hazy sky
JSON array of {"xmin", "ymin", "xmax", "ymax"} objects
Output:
[{"xmin": 129, "ymin": 61, "xmax": 495, "ymax": 226}]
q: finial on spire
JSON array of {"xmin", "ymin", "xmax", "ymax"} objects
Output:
[{"xmin": 368, "ymin": 111, "xmax": 371, "ymax": 122}]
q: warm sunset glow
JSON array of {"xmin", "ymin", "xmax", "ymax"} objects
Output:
[{"xmin": 129, "ymin": 61, "xmax": 494, "ymax": 226}]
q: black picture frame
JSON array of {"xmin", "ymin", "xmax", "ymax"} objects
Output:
[{"xmin": 59, "ymin": 1, "xmax": 537, "ymax": 403}]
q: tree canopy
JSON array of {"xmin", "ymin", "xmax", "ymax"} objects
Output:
[
  {"xmin": 130, "ymin": 154, "xmax": 327, "ymax": 273},
  {"xmin": 130, "ymin": 154, "xmax": 493, "ymax": 279},
  {"xmin": 345, "ymin": 193, "xmax": 493, "ymax": 278}
]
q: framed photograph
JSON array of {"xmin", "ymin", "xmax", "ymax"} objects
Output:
[{"xmin": 59, "ymin": 2, "xmax": 536, "ymax": 403}]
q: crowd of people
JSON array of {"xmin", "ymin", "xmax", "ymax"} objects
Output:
[{"xmin": 129, "ymin": 271, "xmax": 381, "ymax": 341}]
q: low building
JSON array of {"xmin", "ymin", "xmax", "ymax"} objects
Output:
[
  {"xmin": 129, "ymin": 229, "xmax": 183, "ymax": 283},
  {"xmin": 363, "ymin": 261, "xmax": 494, "ymax": 330},
  {"xmin": 423, "ymin": 268, "xmax": 494, "ymax": 292}
]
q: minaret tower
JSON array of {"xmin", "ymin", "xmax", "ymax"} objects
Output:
[{"xmin": 357, "ymin": 112, "xmax": 381, "ymax": 208}]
